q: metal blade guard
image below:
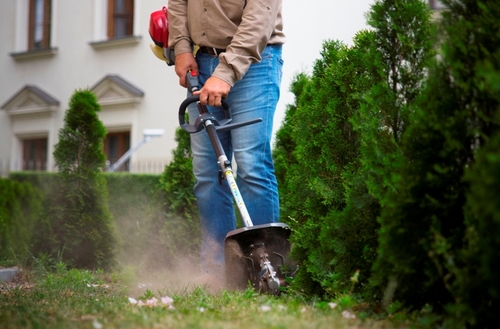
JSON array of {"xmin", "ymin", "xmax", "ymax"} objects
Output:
[{"xmin": 225, "ymin": 223, "xmax": 295, "ymax": 294}]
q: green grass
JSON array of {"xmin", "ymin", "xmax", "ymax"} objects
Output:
[{"xmin": 0, "ymin": 264, "xmax": 416, "ymax": 329}]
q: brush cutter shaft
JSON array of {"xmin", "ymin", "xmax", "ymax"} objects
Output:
[
  {"xmin": 222, "ymin": 161, "xmax": 253, "ymax": 227},
  {"xmin": 205, "ymin": 121, "xmax": 225, "ymax": 159},
  {"xmin": 178, "ymin": 96, "xmax": 261, "ymax": 228},
  {"xmin": 204, "ymin": 119, "xmax": 253, "ymax": 227}
]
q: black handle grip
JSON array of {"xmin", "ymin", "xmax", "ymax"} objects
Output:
[{"xmin": 178, "ymin": 96, "xmax": 231, "ymax": 133}]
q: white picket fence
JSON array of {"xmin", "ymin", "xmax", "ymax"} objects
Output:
[
  {"xmin": 0, "ymin": 158, "xmax": 171, "ymax": 177},
  {"xmin": 116, "ymin": 158, "xmax": 171, "ymax": 174}
]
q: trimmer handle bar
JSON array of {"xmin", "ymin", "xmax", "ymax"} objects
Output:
[{"xmin": 178, "ymin": 95, "xmax": 262, "ymax": 134}]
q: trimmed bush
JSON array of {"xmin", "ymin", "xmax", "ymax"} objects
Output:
[
  {"xmin": 372, "ymin": 1, "xmax": 500, "ymax": 326},
  {"xmin": 9, "ymin": 172, "xmax": 170, "ymax": 271},
  {"xmin": 45, "ymin": 89, "xmax": 115, "ymax": 270},
  {"xmin": 275, "ymin": 0, "xmax": 434, "ymax": 299},
  {"xmin": 275, "ymin": 32, "xmax": 376, "ymax": 297},
  {"xmin": 9, "ymin": 129, "xmax": 202, "ymax": 272}
]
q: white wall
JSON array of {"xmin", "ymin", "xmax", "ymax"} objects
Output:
[
  {"xmin": 277, "ymin": 0, "xmax": 373, "ymax": 138},
  {"xmin": 0, "ymin": 0, "xmax": 374, "ymax": 174}
]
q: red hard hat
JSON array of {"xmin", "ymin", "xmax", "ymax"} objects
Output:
[{"xmin": 149, "ymin": 6, "xmax": 168, "ymax": 48}]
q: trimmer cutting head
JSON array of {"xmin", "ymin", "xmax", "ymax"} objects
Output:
[{"xmin": 224, "ymin": 223, "xmax": 297, "ymax": 294}]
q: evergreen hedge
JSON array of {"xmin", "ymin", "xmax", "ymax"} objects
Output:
[
  {"xmin": 5, "ymin": 127, "xmax": 200, "ymax": 273},
  {"xmin": 274, "ymin": 32, "xmax": 377, "ymax": 296},
  {"xmin": 276, "ymin": 0, "xmax": 499, "ymax": 326},
  {"xmin": 372, "ymin": 1, "xmax": 500, "ymax": 326},
  {"xmin": 275, "ymin": 0, "xmax": 434, "ymax": 299},
  {"xmin": 7, "ymin": 172, "xmax": 173, "ymax": 270},
  {"xmin": 0, "ymin": 177, "xmax": 41, "ymax": 264}
]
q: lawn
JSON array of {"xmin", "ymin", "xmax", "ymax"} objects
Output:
[{"xmin": 0, "ymin": 263, "xmax": 415, "ymax": 329}]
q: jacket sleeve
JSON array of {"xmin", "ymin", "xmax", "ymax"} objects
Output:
[
  {"xmin": 214, "ymin": 0, "xmax": 282, "ymax": 86},
  {"xmin": 167, "ymin": 0, "xmax": 192, "ymax": 56}
]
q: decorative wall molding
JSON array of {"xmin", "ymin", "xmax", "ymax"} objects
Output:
[
  {"xmin": 10, "ymin": 48, "xmax": 59, "ymax": 61},
  {"xmin": 89, "ymin": 36, "xmax": 142, "ymax": 50},
  {"xmin": 1, "ymin": 85, "xmax": 59, "ymax": 117},
  {"xmin": 91, "ymin": 75, "xmax": 144, "ymax": 107}
]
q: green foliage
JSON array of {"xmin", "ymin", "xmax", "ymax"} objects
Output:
[
  {"xmin": 273, "ymin": 73, "xmax": 308, "ymax": 211},
  {"xmin": 460, "ymin": 132, "xmax": 500, "ymax": 328},
  {"xmin": 276, "ymin": 0, "xmax": 434, "ymax": 301},
  {"xmin": 438, "ymin": 0, "xmax": 500, "ymax": 326},
  {"xmin": 352, "ymin": 0, "xmax": 434, "ymax": 306},
  {"xmin": 371, "ymin": 0, "xmax": 500, "ymax": 326},
  {"xmin": 158, "ymin": 127, "xmax": 201, "ymax": 265},
  {"xmin": 275, "ymin": 31, "xmax": 377, "ymax": 297},
  {"xmin": 45, "ymin": 89, "xmax": 115, "ymax": 270},
  {"xmin": 9, "ymin": 171, "xmax": 189, "ymax": 273},
  {"xmin": 371, "ymin": 64, "xmax": 461, "ymax": 310},
  {"xmin": 358, "ymin": 0, "xmax": 435, "ymax": 201},
  {"xmin": 273, "ymin": 72, "xmax": 321, "ymax": 293},
  {"xmin": 0, "ymin": 177, "xmax": 41, "ymax": 263}
]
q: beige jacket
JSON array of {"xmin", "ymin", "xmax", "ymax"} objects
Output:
[{"xmin": 168, "ymin": 0, "xmax": 285, "ymax": 86}]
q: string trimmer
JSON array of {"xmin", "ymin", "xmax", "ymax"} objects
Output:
[{"xmin": 178, "ymin": 75, "xmax": 297, "ymax": 295}]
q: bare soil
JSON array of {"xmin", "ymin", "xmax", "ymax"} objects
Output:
[{"xmin": 0, "ymin": 268, "xmax": 35, "ymax": 294}]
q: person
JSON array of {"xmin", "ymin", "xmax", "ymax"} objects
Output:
[{"xmin": 168, "ymin": 0, "xmax": 285, "ymax": 282}]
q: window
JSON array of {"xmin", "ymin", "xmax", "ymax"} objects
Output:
[
  {"xmin": 28, "ymin": 0, "xmax": 51, "ymax": 50},
  {"xmin": 104, "ymin": 131, "xmax": 130, "ymax": 171},
  {"xmin": 107, "ymin": 0, "xmax": 134, "ymax": 39},
  {"xmin": 22, "ymin": 137, "xmax": 48, "ymax": 171}
]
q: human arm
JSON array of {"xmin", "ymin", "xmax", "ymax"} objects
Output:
[
  {"xmin": 199, "ymin": 0, "xmax": 283, "ymax": 106},
  {"xmin": 168, "ymin": 0, "xmax": 284, "ymax": 105},
  {"xmin": 213, "ymin": 0, "xmax": 284, "ymax": 86},
  {"xmin": 167, "ymin": 0, "xmax": 197, "ymax": 88}
]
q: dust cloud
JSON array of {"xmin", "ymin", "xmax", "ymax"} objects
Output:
[{"xmin": 113, "ymin": 216, "xmax": 228, "ymax": 296}]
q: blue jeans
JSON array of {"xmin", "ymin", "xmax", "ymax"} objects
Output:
[{"xmin": 188, "ymin": 44, "xmax": 283, "ymax": 272}]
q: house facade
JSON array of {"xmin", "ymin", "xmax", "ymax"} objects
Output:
[
  {"xmin": 0, "ymin": 0, "xmax": 185, "ymax": 175},
  {"xmin": 0, "ymin": 0, "xmax": 442, "ymax": 177}
]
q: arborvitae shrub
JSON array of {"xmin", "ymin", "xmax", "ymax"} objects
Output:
[
  {"xmin": 276, "ymin": 32, "xmax": 376, "ymax": 297},
  {"xmin": 372, "ymin": 1, "xmax": 500, "ymax": 326},
  {"xmin": 371, "ymin": 64, "xmax": 461, "ymax": 310},
  {"xmin": 276, "ymin": 0, "xmax": 433, "ymax": 300},
  {"xmin": 461, "ymin": 131, "xmax": 500, "ymax": 328},
  {"xmin": 46, "ymin": 89, "xmax": 115, "ymax": 270}
]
